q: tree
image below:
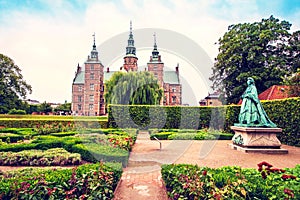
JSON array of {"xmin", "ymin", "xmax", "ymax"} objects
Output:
[
  {"xmin": 54, "ymin": 101, "xmax": 71, "ymax": 114},
  {"xmin": 38, "ymin": 101, "xmax": 53, "ymax": 113},
  {"xmin": 210, "ymin": 16, "xmax": 298, "ymax": 104},
  {"xmin": 284, "ymin": 69, "xmax": 300, "ymax": 97},
  {"xmin": 0, "ymin": 54, "xmax": 32, "ymax": 113},
  {"xmin": 105, "ymin": 71, "xmax": 163, "ymax": 105}
]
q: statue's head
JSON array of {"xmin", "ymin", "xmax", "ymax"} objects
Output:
[{"xmin": 247, "ymin": 77, "xmax": 254, "ymax": 85}]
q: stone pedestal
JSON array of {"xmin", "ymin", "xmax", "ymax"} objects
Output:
[{"xmin": 229, "ymin": 126, "xmax": 288, "ymax": 154}]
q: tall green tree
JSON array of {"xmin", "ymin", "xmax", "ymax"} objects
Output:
[
  {"xmin": 38, "ymin": 101, "xmax": 53, "ymax": 113},
  {"xmin": 105, "ymin": 71, "xmax": 163, "ymax": 105},
  {"xmin": 210, "ymin": 16, "xmax": 298, "ymax": 104},
  {"xmin": 0, "ymin": 54, "xmax": 32, "ymax": 113}
]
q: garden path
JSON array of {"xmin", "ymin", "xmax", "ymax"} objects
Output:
[
  {"xmin": 113, "ymin": 131, "xmax": 300, "ymax": 199},
  {"xmin": 112, "ymin": 131, "xmax": 192, "ymax": 200}
]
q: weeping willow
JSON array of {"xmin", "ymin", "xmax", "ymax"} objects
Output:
[{"xmin": 105, "ymin": 71, "xmax": 163, "ymax": 105}]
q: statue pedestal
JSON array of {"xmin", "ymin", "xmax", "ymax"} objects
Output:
[{"xmin": 229, "ymin": 126, "xmax": 288, "ymax": 154}]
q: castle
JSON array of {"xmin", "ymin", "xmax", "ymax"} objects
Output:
[{"xmin": 71, "ymin": 22, "xmax": 182, "ymax": 116}]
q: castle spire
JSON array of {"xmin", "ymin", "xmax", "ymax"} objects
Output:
[
  {"xmin": 152, "ymin": 32, "xmax": 159, "ymax": 60},
  {"xmin": 126, "ymin": 20, "xmax": 136, "ymax": 55},
  {"xmin": 90, "ymin": 33, "xmax": 98, "ymax": 60}
]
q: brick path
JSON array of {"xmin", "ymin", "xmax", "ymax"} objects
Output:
[
  {"xmin": 112, "ymin": 131, "xmax": 191, "ymax": 200},
  {"xmin": 113, "ymin": 131, "xmax": 300, "ymax": 199}
]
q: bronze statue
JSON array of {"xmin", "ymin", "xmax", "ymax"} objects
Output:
[{"xmin": 234, "ymin": 77, "xmax": 277, "ymax": 128}]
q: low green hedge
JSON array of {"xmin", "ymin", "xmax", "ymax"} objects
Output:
[
  {"xmin": 0, "ymin": 133, "xmax": 24, "ymax": 143},
  {"xmin": 0, "ymin": 148, "xmax": 82, "ymax": 166},
  {"xmin": 72, "ymin": 143, "xmax": 129, "ymax": 167},
  {"xmin": 108, "ymin": 98, "xmax": 300, "ymax": 146},
  {"xmin": 0, "ymin": 119, "xmax": 108, "ymax": 129},
  {"xmin": 149, "ymin": 129, "xmax": 233, "ymax": 140},
  {"xmin": 0, "ymin": 162, "xmax": 122, "ymax": 199},
  {"xmin": 162, "ymin": 163, "xmax": 300, "ymax": 199}
]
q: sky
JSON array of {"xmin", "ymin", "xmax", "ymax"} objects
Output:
[{"xmin": 0, "ymin": 0, "xmax": 300, "ymax": 106}]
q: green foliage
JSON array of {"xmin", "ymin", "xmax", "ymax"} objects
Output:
[
  {"xmin": 0, "ymin": 54, "xmax": 32, "ymax": 114},
  {"xmin": 0, "ymin": 162, "xmax": 122, "ymax": 199},
  {"xmin": 0, "ymin": 148, "xmax": 82, "ymax": 166},
  {"xmin": 211, "ymin": 16, "xmax": 298, "ymax": 104},
  {"xmin": 105, "ymin": 71, "xmax": 163, "ymax": 105},
  {"xmin": 162, "ymin": 163, "xmax": 300, "ymax": 199},
  {"xmin": 0, "ymin": 133, "xmax": 24, "ymax": 143},
  {"xmin": 149, "ymin": 129, "xmax": 233, "ymax": 140},
  {"xmin": 71, "ymin": 143, "xmax": 129, "ymax": 167},
  {"xmin": 108, "ymin": 98, "xmax": 299, "ymax": 145},
  {"xmin": 8, "ymin": 108, "xmax": 26, "ymax": 115},
  {"xmin": 0, "ymin": 118, "xmax": 108, "ymax": 128},
  {"xmin": 284, "ymin": 69, "xmax": 300, "ymax": 97},
  {"xmin": 54, "ymin": 102, "xmax": 71, "ymax": 113}
]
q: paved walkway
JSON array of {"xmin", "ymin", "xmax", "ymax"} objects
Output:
[{"xmin": 113, "ymin": 131, "xmax": 300, "ymax": 199}]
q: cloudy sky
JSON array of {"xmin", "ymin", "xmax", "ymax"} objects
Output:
[{"xmin": 0, "ymin": 0, "xmax": 299, "ymax": 105}]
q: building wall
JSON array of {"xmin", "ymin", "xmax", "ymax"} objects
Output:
[
  {"xmin": 83, "ymin": 62, "xmax": 105, "ymax": 116},
  {"xmin": 72, "ymin": 84, "xmax": 84, "ymax": 115},
  {"xmin": 123, "ymin": 56, "xmax": 138, "ymax": 71},
  {"xmin": 165, "ymin": 83, "xmax": 182, "ymax": 105}
]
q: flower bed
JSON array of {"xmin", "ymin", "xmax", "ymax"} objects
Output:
[
  {"xmin": 161, "ymin": 162, "xmax": 300, "ymax": 199},
  {"xmin": 0, "ymin": 148, "xmax": 82, "ymax": 166},
  {"xmin": 0, "ymin": 162, "xmax": 122, "ymax": 199}
]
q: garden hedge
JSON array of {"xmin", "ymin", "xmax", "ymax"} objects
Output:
[
  {"xmin": 108, "ymin": 97, "xmax": 300, "ymax": 146},
  {"xmin": 161, "ymin": 163, "xmax": 300, "ymax": 199},
  {"xmin": 0, "ymin": 162, "xmax": 122, "ymax": 199},
  {"xmin": 0, "ymin": 119, "xmax": 108, "ymax": 129}
]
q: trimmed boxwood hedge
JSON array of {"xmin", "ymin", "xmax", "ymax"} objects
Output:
[
  {"xmin": 108, "ymin": 98, "xmax": 300, "ymax": 146},
  {"xmin": 0, "ymin": 119, "xmax": 108, "ymax": 129}
]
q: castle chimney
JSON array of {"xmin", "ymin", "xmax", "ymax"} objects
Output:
[{"xmin": 176, "ymin": 63, "xmax": 179, "ymax": 73}]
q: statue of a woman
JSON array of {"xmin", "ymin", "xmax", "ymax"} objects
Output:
[{"xmin": 235, "ymin": 77, "xmax": 277, "ymax": 127}]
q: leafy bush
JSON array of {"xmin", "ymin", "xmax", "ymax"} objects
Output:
[
  {"xmin": 8, "ymin": 109, "xmax": 26, "ymax": 115},
  {"xmin": 0, "ymin": 118, "xmax": 108, "ymax": 129},
  {"xmin": 150, "ymin": 132, "xmax": 174, "ymax": 140},
  {"xmin": 0, "ymin": 162, "xmax": 122, "ymax": 199},
  {"xmin": 71, "ymin": 143, "xmax": 129, "ymax": 167},
  {"xmin": 0, "ymin": 148, "xmax": 82, "ymax": 166},
  {"xmin": 108, "ymin": 98, "xmax": 299, "ymax": 145},
  {"xmin": 0, "ymin": 133, "xmax": 24, "ymax": 143},
  {"xmin": 161, "ymin": 162, "xmax": 300, "ymax": 199}
]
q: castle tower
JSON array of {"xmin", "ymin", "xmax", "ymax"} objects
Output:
[
  {"xmin": 123, "ymin": 21, "xmax": 138, "ymax": 71},
  {"xmin": 83, "ymin": 33, "xmax": 105, "ymax": 116},
  {"xmin": 147, "ymin": 33, "xmax": 164, "ymax": 87}
]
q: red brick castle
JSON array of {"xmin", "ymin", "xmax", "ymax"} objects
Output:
[{"xmin": 72, "ymin": 22, "xmax": 182, "ymax": 116}]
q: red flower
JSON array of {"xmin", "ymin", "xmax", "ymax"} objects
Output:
[
  {"xmin": 202, "ymin": 170, "xmax": 207, "ymax": 176},
  {"xmin": 257, "ymin": 161, "xmax": 273, "ymax": 169}
]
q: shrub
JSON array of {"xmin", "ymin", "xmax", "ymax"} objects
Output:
[
  {"xmin": 0, "ymin": 148, "xmax": 82, "ymax": 166},
  {"xmin": 71, "ymin": 143, "xmax": 129, "ymax": 167},
  {"xmin": 161, "ymin": 163, "xmax": 300, "ymax": 199},
  {"xmin": 0, "ymin": 133, "xmax": 24, "ymax": 143},
  {"xmin": 108, "ymin": 98, "xmax": 300, "ymax": 145},
  {"xmin": 0, "ymin": 162, "xmax": 122, "ymax": 199},
  {"xmin": 8, "ymin": 109, "xmax": 26, "ymax": 115},
  {"xmin": 150, "ymin": 132, "xmax": 174, "ymax": 140}
]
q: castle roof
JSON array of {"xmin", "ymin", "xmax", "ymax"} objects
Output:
[
  {"xmin": 163, "ymin": 71, "xmax": 180, "ymax": 84},
  {"xmin": 73, "ymin": 71, "xmax": 84, "ymax": 84}
]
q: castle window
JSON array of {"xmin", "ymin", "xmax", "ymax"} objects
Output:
[
  {"xmin": 78, "ymin": 86, "xmax": 82, "ymax": 91},
  {"xmin": 89, "ymin": 95, "xmax": 94, "ymax": 102},
  {"xmin": 90, "ymin": 73, "xmax": 94, "ymax": 79},
  {"xmin": 91, "ymin": 64, "xmax": 94, "ymax": 70},
  {"xmin": 153, "ymin": 65, "xmax": 157, "ymax": 70},
  {"xmin": 172, "ymin": 87, "xmax": 176, "ymax": 92},
  {"xmin": 89, "ymin": 104, "xmax": 94, "ymax": 110},
  {"xmin": 78, "ymin": 104, "xmax": 82, "ymax": 110},
  {"xmin": 78, "ymin": 95, "xmax": 82, "ymax": 102},
  {"xmin": 90, "ymin": 83, "xmax": 94, "ymax": 90},
  {"xmin": 172, "ymin": 96, "xmax": 176, "ymax": 103}
]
